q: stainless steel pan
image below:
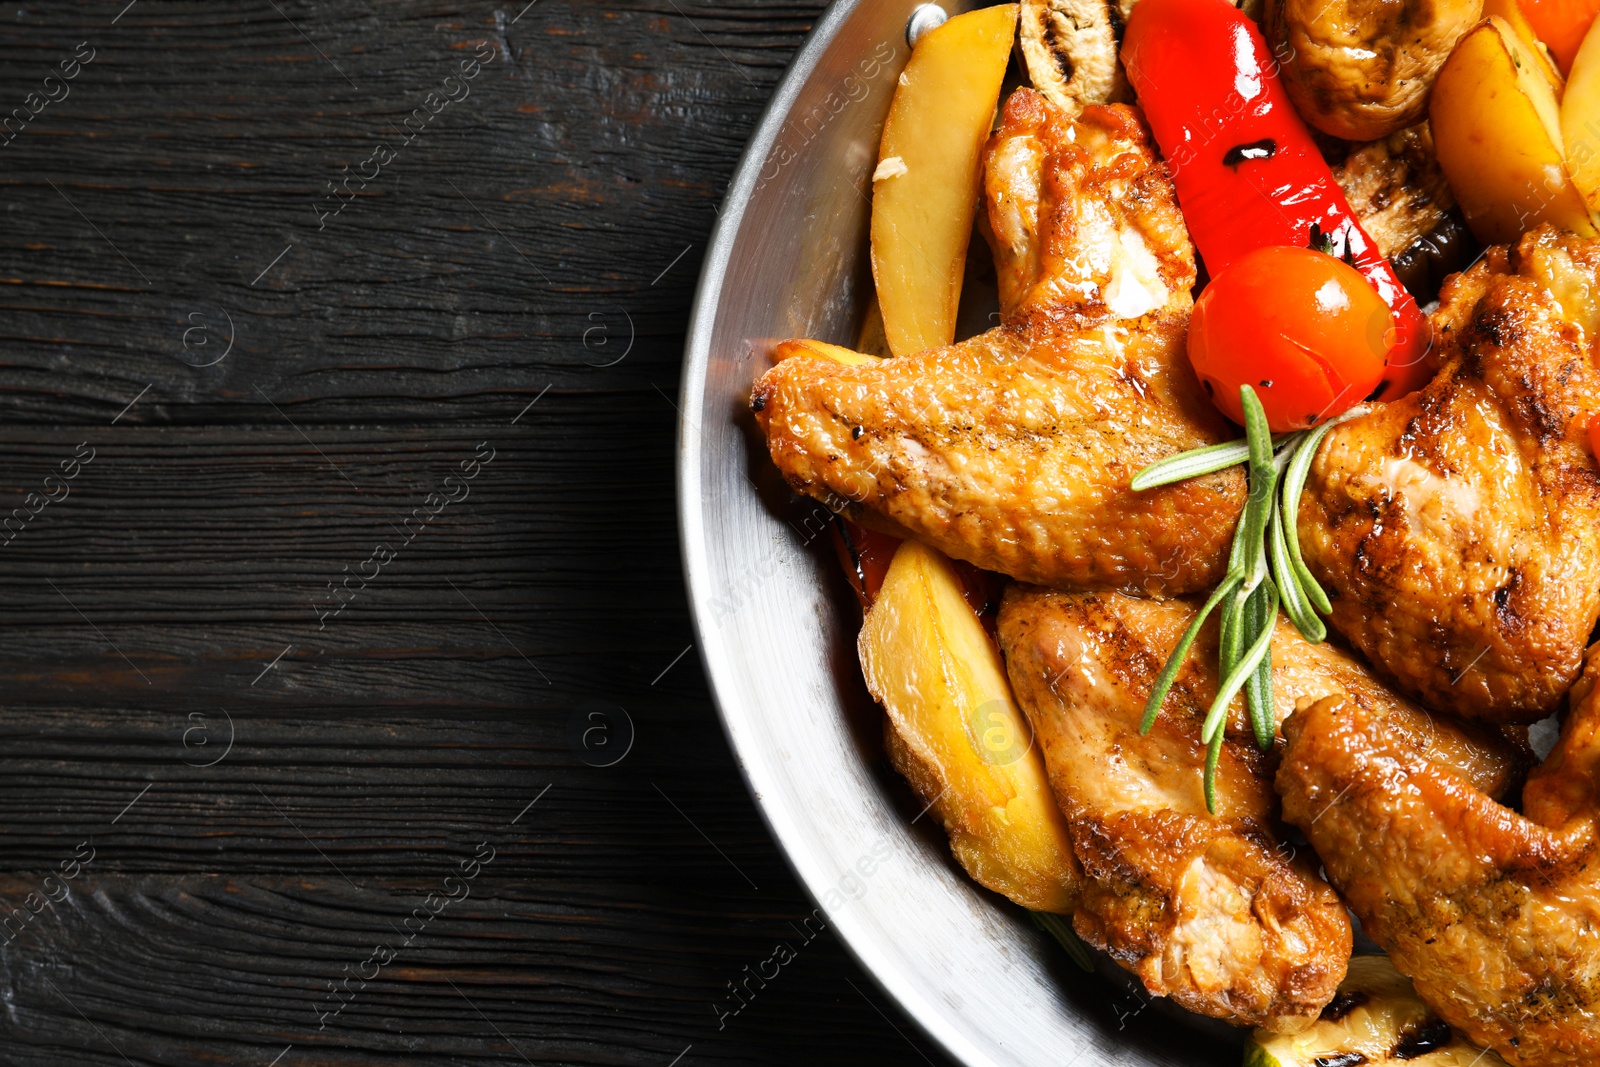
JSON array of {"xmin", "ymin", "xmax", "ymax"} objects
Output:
[{"xmin": 678, "ymin": 3, "xmax": 1238, "ymax": 1062}]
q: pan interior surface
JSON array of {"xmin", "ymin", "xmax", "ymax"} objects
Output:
[{"xmin": 678, "ymin": 4, "xmax": 1239, "ymax": 1064}]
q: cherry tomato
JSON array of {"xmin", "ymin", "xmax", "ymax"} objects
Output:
[
  {"xmin": 1188, "ymin": 246, "xmax": 1392, "ymax": 432},
  {"xmin": 1588, "ymin": 411, "xmax": 1600, "ymax": 460},
  {"xmin": 1123, "ymin": 0, "xmax": 1433, "ymax": 405}
]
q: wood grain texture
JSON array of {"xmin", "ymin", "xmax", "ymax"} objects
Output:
[{"xmin": 0, "ymin": 1, "xmax": 972, "ymax": 1062}]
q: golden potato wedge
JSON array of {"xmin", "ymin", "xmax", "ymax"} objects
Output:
[
  {"xmin": 859, "ymin": 539, "xmax": 1079, "ymax": 913},
  {"xmin": 1562, "ymin": 14, "xmax": 1600, "ymax": 208},
  {"xmin": 1431, "ymin": 16, "xmax": 1598, "ymax": 243},
  {"xmin": 770, "ymin": 338, "xmax": 881, "ymax": 367},
  {"xmin": 1484, "ymin": 0, "xmax": 1565, "ymax": 91},
  {"xmin": 871, "ymin": 4, "xmax": 1018, "ymax": 358}
]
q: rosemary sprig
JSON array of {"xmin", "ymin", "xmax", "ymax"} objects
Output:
[
  {"xmin": 1131, "ymin": 386, "xmax": 1355, "ymax": 812},
  {"xmin": 1130, "ymin": 439, "xmax": 1252, "ymax": 491},
  {"xmin": 1129, "ymin": 433, "xmax": 1294, "ymax": 491},
  {"xmin": 1270, "ymin": 501, "xmax": 1323, "ymax": 642},
  {"xmin": 1242, "ymin": 574, "xmax": 1278, "ymax": 751},
  {"xmin": 1280, "ymin": 415, "xmax": 1351, "ymax": 615},
  {"xmin": 1201, "ymin": 573, "xmax": 1277, "ymax": 745}
]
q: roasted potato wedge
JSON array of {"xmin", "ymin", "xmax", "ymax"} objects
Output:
[
  {"xmin": 871, "ymin": 4, "xmax": 1018, "ymax": 357},
  {"xmin": 1484, "ymin": 0, "xmax": 1565, "ymax": 91},
  {"xmin": 858, "ymin": 540, "xmax": 1079, "ymax": 913},
  {"xmin": 1562, "ymin": 14, "xmax": 1600, "ymax": 209},
  {"xmin": 769, "ymin": 338, "xmax": 880, "ymax": 367},
  {"xmin": 1431, "ymin": 16, "xmax": 1598, "ymax": 243}
]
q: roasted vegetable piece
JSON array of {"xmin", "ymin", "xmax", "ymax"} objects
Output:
[
  {"xmin": 1332, "ymin": 125, "xmax": 1456, "ymax": 262},
  {"xmin": 831, "ymin": 518, "xmax": 901, "ymax": 609},
  {"xmin": 1122, "ymin": 0, "xmax": 1434, "ymax": 403},
  {"xmin": 1244, "ymin": 956, "xmax": 1510, "ymax": 1067},
  {"xmin": 1385, "ymin": 212, "xmax": 1477, "ymax": 302},
  {"xmin": 770, "ymin": 337, "xmax": 880, "ymax": 367},
  {"xmin": 1332, "ymin": 125, "xmax": 1480, "ymax": 303},
  {"xmin": 858, "ymin": 540, "xmax": 1081, "ymax": 913},
  {"xmin": 1264, "ymin": 0, "xmax": 1483, "ymax": 141},
  {"xmin": 1563, "ymin": 12, "xmax": 1600, "ymax": 209},
  {"xmin": 1189, "ymin": 246, "xmax": 1391, "ymax": 431},
  {"xmin": 1484, "ymin": 0, "xmax": 1566, "ymax": 88},
  {"xmin": 1018, "ymin": 0, "xmax": 1127, "ymax": 117},
  {"xmin": 871, "ymin": 3, "xmax": 1018, "ymax": 357},
  {"xmin": 1432, "ymin": 17, "xmax": 1598, "ymax": 243}
]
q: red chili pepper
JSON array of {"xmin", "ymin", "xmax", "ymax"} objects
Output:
[{"xmin": 1122, "ymin": 0, "xmax": 1434, "ymax": 404}]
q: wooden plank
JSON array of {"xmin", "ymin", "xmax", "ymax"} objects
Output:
[
  {"xmin": 0, "ymin": 0, "xmax": 818, "ymax": 424},
  {"xmin": 0, "ymin": 873, "xmax": 951, "ymax": 1065},
  {"xmin": 0, "ymin": 0, "xmax": 997, "ymax": 1062}
]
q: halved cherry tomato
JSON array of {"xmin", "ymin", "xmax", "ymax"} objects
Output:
[
  {"xmin": 1522, "ymin": 0, "xmax": 1600, "ymax": 72},
  {"xmin": 1588, "ymin": 411, "xmax": 1600, "ymax": 459},
  {"xmin": 1188, "ymin": 246, "xmax": 1392, "ymax": 432}
]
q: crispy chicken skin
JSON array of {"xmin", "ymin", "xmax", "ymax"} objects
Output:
[
  {"xmin": 981, "ymin": 89, "xmax": 1188, "ymax": 327},
  {"xmin": 1265, "ymin": 0, "xmax": 1482, "ymax": 141},
  {"xmin": 1299, "ymin": 228, "xmax": 1600, "ymax": 722},
  {"xmin": 997, "ymin": 588, "xmax": 1524, "ymax": 1033},
  {"xmin": 1278, "ymin": 647, "xmax": 1600, "ymax": 1066},
  {"xmin": 752, "ymin": 90, "xmax": 1244, "ymax": 596}
]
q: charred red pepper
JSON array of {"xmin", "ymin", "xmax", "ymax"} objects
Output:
[
  {"xmin": 1122, "ymin": 0, "xmax": 1434, "ymax": 403},
  {"xmin": 831, "ymin": 518, "xmax": 901, "ymax": 609}
]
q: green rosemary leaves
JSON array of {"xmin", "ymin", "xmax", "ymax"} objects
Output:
[{"xmin": 1131, "ymin": 385, "xmax": 1353, "ymax": 812}]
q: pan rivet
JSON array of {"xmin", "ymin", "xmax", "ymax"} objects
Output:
[{"xmin": 906, "ymin": 4, "xmax": 948, "ymax": 47}]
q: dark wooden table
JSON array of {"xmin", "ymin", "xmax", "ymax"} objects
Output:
[{"xmin": 0, "ymin": 3, "xmax": 954, "ymax": 1062}]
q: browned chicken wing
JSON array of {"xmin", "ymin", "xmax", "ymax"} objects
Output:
[
  {"xmin": 997, "ymin": 588, "xmax": 1523, "ymax": 1033},
  {"xmin": 1298, "ymin": 228, "xmax": 1600, "ymax": 722},
  {"xmin": 1278, "ymin": 645, "xmax": 1600, "ymax": 1066},
  {"xmin": 753, "ymin": 90, "xmax": 1244, "ymax": 596}
]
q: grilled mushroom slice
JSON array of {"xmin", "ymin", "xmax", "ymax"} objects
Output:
[
  {"xmin": 1331, "ymin": 123, "xmax": 1480, "ymax": 302},
  {"xmin": 1019, "ymin": 0, "xmax": 1129, "ymax": 117}
]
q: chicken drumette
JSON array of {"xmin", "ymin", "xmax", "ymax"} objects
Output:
[
  {"xmin": 753, "ymin": 89, "xmax": 1244, "ymax": 597},
  {"xmin": 1279, "ymin": 641, "xmax": 1600, "ymax": 1066},
  {"xmin": 999, "ymin": 587, "xmax": 1522, "ymax": 1032},
  {"xmin": 1299, "ymin": 228, "xmax": 1600, "ymax": 721}
]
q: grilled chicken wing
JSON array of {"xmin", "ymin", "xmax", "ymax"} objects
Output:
[
  {"xmin": 752, "ymin": 89, "xmax": 1245, "ymax": 596},
  {"xmin": 997, "ymin": 588, "xmax": 1522, "ymax": 1032},
  {"xmin": 1298, "ymin": 228, "xmax": 1600, "ymax": 722},
  {"xmin": 1278, "ymin": 645, "xmax": 1600, "ymax": 1066}
]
